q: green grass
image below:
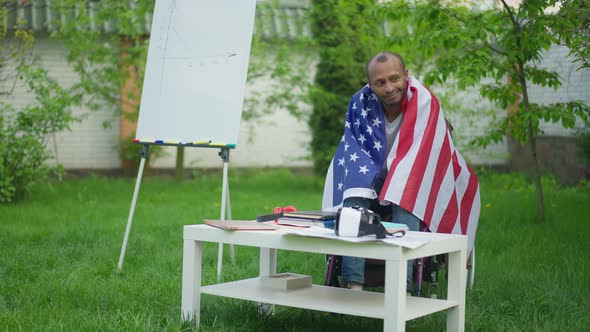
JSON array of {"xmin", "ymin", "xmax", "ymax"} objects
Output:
[{"xmin": 0, "ymin": 169, "xmax": 589, "ymax": 331}]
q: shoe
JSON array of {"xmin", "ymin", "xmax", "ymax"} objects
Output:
[{"xmin": 346, "ymin": 282, "xmax": 363, "ymax": 291}]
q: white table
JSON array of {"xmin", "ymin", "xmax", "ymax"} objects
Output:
[{"xmin": 181, "ymin": 224, "xmax": 467, "ymax": 331}]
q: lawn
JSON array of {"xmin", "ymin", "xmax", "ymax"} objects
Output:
[{"xmin": 0, "ymin": 169, "xmax": 589, "ymax": 331}]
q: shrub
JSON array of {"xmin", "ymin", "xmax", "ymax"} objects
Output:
[{"xmin": 0, "ymin": 66, "xmax": 77, "ymax": 202}]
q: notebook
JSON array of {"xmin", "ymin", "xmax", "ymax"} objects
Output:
[
  {"xmin": 205, "ymin": 220, "xmax": 279, "ymax": 231},
  {"xmin": 281, "ymin": 210, "xmax": 337, "ymax": 221}
]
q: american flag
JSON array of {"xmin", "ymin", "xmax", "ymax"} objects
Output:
[{"xmin": 322, "ymin": 77, "xmax": 480, "ymax": 255}]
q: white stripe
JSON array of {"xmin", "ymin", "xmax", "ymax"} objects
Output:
[
  {"xmin": 412, "ymin": 81, "xmax": 432, "ymax": 144},
  {"xmin": 384, "ymin": 78, "xmax": 431, "ymax": 206},
  {"xmin": 413, "ymin": 114, "xmax": 448, "ymax": 220},
  {"xmin": 466, "ymin": 186, "xmax": 481, "ymax": 254},
  {"xmin": 322, "ymin": 160, "xmax": 335, "ymax": 209},
  {"xmin": 343, "ymin": 187, "xmax": 377, "ymax": 201},
  {"xmin": 453, "ymin": 159, "xmax": 471, "ymax": 212},
  {"xmin": 429, "ymin": 162, "xmax": 455, "ymax": 232},
  {"xmin": 451, "ymin": 213, "xmax": 461, "ymax": 235}
]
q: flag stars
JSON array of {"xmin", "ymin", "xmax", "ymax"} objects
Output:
[
  {"xmin": 345, "ymin": 167, "xmax": 349, "ymax": 176},
  {"xmin": 372, "ymin": 117, "xmax": 382, "ymax": 127},
  {"xmin": 361, "ymin": 108, "xmax": 369, "ymax": 118},
  {"xmin": 338, "ymin": 157, "xmax": 345, "ymax": 166},
  {"xmin": 349, "ymin": 152, "xmax": 359, "ymax": 162},
  {"xmin": 366, "ymin": 126, "xmax": 373, "ymax": 135},
  {"xmin": 352, "ymin": 102, "xmax": 357, "ymax": 110},
  {"xmin": 344, "ymin": 142, "xmax": 350, "ymax": 151},
  {"xmin": 361, "ymin": 149, "xmax": 371, "ymax": 157},
  {"xmin": 345, "ymin": 121, "xmax": 351, "ymax": 128},
  {"xmin": 338, "ymin": 182, "xmax": 343, "ymax": 190},
  {"xmin": 370, "ymin": 93, "xmax": 378, "ymax": 101},
  {"xmin": 354, "ymin": 119, "xmax": 361, "ymax": 127},
  {"xmin": 357, "ymin": 134, "xmax": 366, "ymax": 145},
  {"xmin": 359, "ymin": 165, "xmax": 369, "ymax": 174},
  {"xmin": 373, "ymin": 141, "xmax": 383, "ymax": 151},
  {"xmin": 359, "ymin": 93, "xmax": 365, "ymax": 101}
]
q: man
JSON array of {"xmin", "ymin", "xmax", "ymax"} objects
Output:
[{"xmin": 322, "ymin": 52, "xmax": 480, "ymax": 292}]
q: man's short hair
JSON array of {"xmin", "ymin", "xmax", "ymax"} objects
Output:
[{"xmin": 366, "ymin": 52, "xmax": 406, "ymax": 80}]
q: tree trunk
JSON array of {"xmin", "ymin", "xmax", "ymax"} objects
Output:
[
  {"xmin": 175, "ymin": 146, "xmax": 184, "ymax": 182},
  {"xmin": 527, "ymin": 120, "xmax": 545, "ymax": 223},
  {"xmin": 517, "ymin": 61, "xmax": 545, "ymax": 223}
]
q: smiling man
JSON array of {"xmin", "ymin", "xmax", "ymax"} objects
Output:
[
  {"xmin": 322, "ymin": 51, "xmax": 480, "ymax": 293},
  {"xmin": 366, "ymin": 52, "xmax": 408, "ymax": 122}
]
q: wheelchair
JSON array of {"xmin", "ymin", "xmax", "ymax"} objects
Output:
[
  {"xmin": 324, "ymin": 220, "xmax": 475, "ymax": 298},
  {"xmin": 323, "ymin": 119, "xmax": 476, "ymax": 295}
]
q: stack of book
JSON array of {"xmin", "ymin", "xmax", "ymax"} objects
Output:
[
  {"xmin": 275, "ymin": 210, "xmax": 337, "ymax": 228},
  {"xmin": 256, "ymin": 211, "xmax": 410, "ymax": 234}
]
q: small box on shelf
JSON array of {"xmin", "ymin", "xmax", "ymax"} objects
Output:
[{"xmin": 260, "ymin": 273, "xmax": 312, "ymax": 291}]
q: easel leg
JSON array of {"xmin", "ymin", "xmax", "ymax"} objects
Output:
[
  {"xmin": 117, "ymin": 144, "xmax": 149, "ymax": 272},
  {"xmin": 225, "ymin": 182, "xmax": 235, "ymax": 264},
  {"xmin": 217, "ymin": 148, "xmax": 233, "ymax": 281}
]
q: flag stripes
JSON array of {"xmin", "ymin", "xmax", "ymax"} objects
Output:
[{"xmin": 323, "ymin": 77, "xmax": 480, "ymax": 256}]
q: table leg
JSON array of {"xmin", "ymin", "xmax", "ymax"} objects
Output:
[
  {"xmin": 446, "ymin": 248, "xmax": 467, "ymax": 332},
  {"xmin": 181, "ymin": 239, "xmax": 203, "ymax": 326},
  {"xmin": 383, "ymin": 258, "xmax": 406, "ymax": 332},
  {"xmin": 258, "ymin": 247, "xmax": 277, "ymax": 315}
]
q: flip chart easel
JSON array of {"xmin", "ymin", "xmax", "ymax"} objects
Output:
[
  {"xmin": 117, "ymin": 142, "xmax": 235, "ymax": 281},
  {"xmin": 116, "ymin": 0, "xmax": 257, "ymax": 281}
]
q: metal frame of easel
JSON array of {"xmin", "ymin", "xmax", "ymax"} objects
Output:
[{"xmin": 117, "ymin": 143, "xmax": 234, "ymax": 281}]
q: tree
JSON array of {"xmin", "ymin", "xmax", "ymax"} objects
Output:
[
  {"xmin": 555, "ymin": 0, "xmax": 590, "ymax": 70},
  {"xmin": 309, "ymin": 0, "xmax": 385, "ymax": 174},
  {"xmin": 380, "ymin": 0, "xmax": 590, "ymax": 223}
]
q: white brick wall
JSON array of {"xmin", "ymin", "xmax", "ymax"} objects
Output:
[
  {"xmin": 528, "ymin": 45, "xmax": 590, "ymax": 136},
  {"xmin": 2, "ymin": 37, "xmax": 587, "ymax": 170},
  {"xmin": 1, "ymin": 37, "xmax": 313, "ymax": 170},
  {"xmin": 1, "ymin": 38, "xmax": 121, "ymax": 169}
]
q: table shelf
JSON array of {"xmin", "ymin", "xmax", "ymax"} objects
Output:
[{"xmin": 202, "ymin": 277, "xmax": 457, "ymax": 321}]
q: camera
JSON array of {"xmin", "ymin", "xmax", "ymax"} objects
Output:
[{"xmin": 334, "ymin": 206, "xmax": 387, "ymax": 239}]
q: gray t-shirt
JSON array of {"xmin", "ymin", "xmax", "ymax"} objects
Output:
[
  {"xmin": 373, "ymin": 113, "xmax": 403, "ymax": 194},
  {"xmin": 384, "ymin": 113, "xmax": 403, "ymax": 167}
]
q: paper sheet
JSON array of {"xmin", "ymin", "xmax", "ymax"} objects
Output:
[{"xmin": 281, "ymin": 227, "xmax": 428, "ymax": 249}]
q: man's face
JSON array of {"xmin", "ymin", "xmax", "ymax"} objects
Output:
[{"xmin": 367, "ymin": 58, "xmax": 408, "ymax": 108}]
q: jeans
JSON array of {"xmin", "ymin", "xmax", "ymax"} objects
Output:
[{"xmin": 340, "ymin": 197, "xmax": 420, "ymax": 291}]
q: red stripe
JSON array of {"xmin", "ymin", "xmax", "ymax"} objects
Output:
[
  {"xmin": 452, "ymin": 152, "xmax": 461, "ymax": 180},
  {"xmin": 437, "ymin": 188, "xmax": 458, "ymax": 233},
  {"xmin": 460, "ymin": 167, "xmax": 479, "ymax": 234},
  {"xmin": 379, "ymin": 87, "xmax": 417, "ymax": 201},
  {"xmin": 399, "ymin": 91, "xmax": 441, "ymax": 211},
  {"xmin": 422, "ymin": 133, "xmax": 452, "ymax": 227}
]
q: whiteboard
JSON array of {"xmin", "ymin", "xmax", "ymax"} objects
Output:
[{"xmin": 136, "ymin": 0, "xmax": 257, "ymax": 145}]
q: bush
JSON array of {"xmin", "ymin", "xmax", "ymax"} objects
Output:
[{"xmin": 0, "ymin": 66, "xmax": 77, "ymax": 203}]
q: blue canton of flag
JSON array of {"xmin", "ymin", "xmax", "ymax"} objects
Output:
[{"xmin": 329, "ymin": 85, "xmax": 388, "ymax": 206}]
